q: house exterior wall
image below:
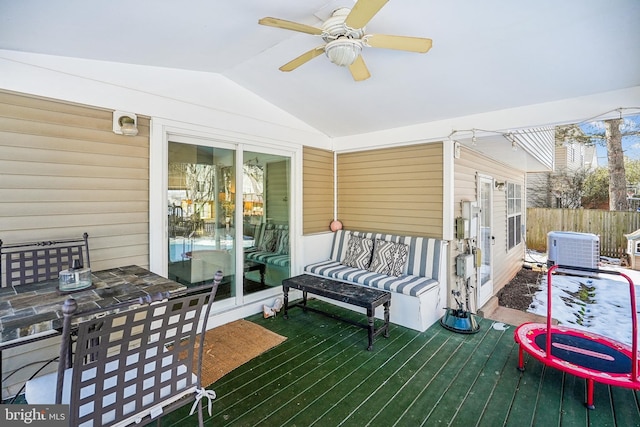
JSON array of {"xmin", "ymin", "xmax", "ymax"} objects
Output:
[
  {"xmin": 454, "ymin": 145, "xmax": 526, "ymax": 307},
  {"xmin": 336, "ymin": 143, "xmax": 444, "ymax": 237},
  {"xmin": 328, "ymin": 141, "xmax": 524, "ymax": 312},
  {"xmin": 527, "ymin": 172, "xmax": 552, "ymax": 207},
  {"xmin": 527, "ymin": 140, "xmax": 596, "ymax": 208},
  {"xmin": 0, "ymin": 90, "xmax": 151, "ymax": 269},
  {"xmin": 0, "ymin": 89, "xmax": 152, "ymax": 399},
  {"xmin": 557, "ymin": 142, "xmax": 587, "ymax": 173},
  {"xmin": 302, "ymin": 146, "xmax": 334, "ymax": 235}
]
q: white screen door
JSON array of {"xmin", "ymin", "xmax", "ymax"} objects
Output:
[{"xmin": 477, "ymin": 176, "xmax": 494, "ymax": 306}]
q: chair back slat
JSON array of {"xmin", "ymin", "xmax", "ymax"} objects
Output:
[
  {"xmin": 57, "ymin": 271, "xmax": 221, "ymax": 427},
  {"xmin": 0, "ymin": 233, "xmax": 90, "ymax": 287}
]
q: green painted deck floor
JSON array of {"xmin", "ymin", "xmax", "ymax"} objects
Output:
[{"xmin": 162, "ymin": 300, "xmax": 640, "ymax": 426}]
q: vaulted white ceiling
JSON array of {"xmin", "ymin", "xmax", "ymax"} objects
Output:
[{"xmin": 1, "ymin": 0, "xmax": 639, "ymax": 138}]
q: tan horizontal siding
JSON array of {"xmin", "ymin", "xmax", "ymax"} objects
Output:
[
  {"xmin": 0, "ymin": 189, "xmax": 148, "ymax": 202},
  {"xmin": 0, "ymin": 131, "xmax": 148, "ymax": 158},
  {"xmin": 0, "ymin": 201, "xmax": 147, "ymax": 216},
  {"xmin": 2, "ymin": 336, "xmax": 61, "ymax": 400},
  {"xmin": 0, "ymin": 144, "xmax": 148, "ymax": 170},
  {"xmin": 0, "ymin": 89, "xmax": 151, "ymax": 400},
  {"xmin": 303, "ymin": 146, "xmax": 333, "ymax": 234},
  {"xmin": 337, "ymin": 143, "xmax": 443, "ymax": 237},
  {"xmin": 265, "ymin": 160, "xmax": 289, "ymax": 224},
  {"xmin": 455, "ymin": 145, "xmax": 525, "ymax": 294}
]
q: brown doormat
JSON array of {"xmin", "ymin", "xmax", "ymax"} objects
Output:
[{"xmin": 196, "ymin": 319, "xmax": 286, "ymax": 388}]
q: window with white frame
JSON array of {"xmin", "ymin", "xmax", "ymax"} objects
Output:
[
  {"xmin": 635, "ymin": 241, "xmax": 640, "ymax": 254},
  {"xmin": 507, "ymin": 182, "xmax": 522, "ymax": 249}
]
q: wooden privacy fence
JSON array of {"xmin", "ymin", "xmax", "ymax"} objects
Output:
[{"xmin": 526, "ymin": 208, "xmax": 640, "ymax": 259}]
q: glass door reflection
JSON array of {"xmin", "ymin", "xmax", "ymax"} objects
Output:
[
  {"xmin": 167, "ymin": 142, "xmax": 236, "ymax": 301},
  {"xmin": 242, "ymin": 152, "xmax": 290, "ymax": 296},
  {"xmin": 166, "ymin": 143, "xmax": 291, "ymax": 301}
]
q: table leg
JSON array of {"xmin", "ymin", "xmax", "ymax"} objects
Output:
[
  {"xmin": 283, "ymin": 286, "xmax": 289, "ymax": 319},
  {"xmin": 259, "ymin": 264, "xmax": 265, "ymax": 285},
  {"xmin": 383, "ymin": 301, "xmax": 390, "ymax": 338},
  {"xmin": 302, "ymin": 291, "xmax": 308, "ymax": 312},
  {"xmin": 367, "ymin": 307, "xmax": 374, "ymax": 351}
]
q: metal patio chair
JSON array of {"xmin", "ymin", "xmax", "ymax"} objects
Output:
[
  {"xmin": 0, "ymin": 233, "xmax": 90, "ymax": 287},
  {"xmin": 25, "ymin": 270, "xmax": 223, "ymax": 427}
]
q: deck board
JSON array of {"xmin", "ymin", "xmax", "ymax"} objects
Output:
[
  {"xmin": 451, "ymin": 326, "xmax": 517, "ymax": 426},
  {"xmin": 426, "ymin": 326, "xmax": 506, "ymax": 424},
  {"xmin": 508, "ymin": 354, "xmax": 547, "ymax": 426},
  {"xmin": 160, "ymin": 299, "xmax": 640, "ymax": 427},
  {"xmin": 531, "ymin": 367, "xmax": 564, "ymax": 426},
  {"xmin": 609, "ymin": 386, "xmax": 640, "ymax": 426}
]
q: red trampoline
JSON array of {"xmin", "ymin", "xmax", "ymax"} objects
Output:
[{"xmin": 514, "ymin": 265, "xmax": 640, "ymax": 409}]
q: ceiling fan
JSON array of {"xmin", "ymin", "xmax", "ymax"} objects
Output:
[{"xmin": 258, "ymin": 0, "xmax": 432, "ymax": 81}]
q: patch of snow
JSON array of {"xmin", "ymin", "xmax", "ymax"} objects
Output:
[{"xmin": 525, "ymin": 250, "xmax": 640, "ymax": 346}]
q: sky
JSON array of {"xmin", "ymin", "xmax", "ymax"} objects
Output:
[
  {"xmin": 580, "ymin": 114, "xmax": 640, "ymax": 166},
  {"xmin": 524, "ymin": 251, "xmax": 640, "ymax": 347}
]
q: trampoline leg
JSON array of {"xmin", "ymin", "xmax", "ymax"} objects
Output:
[
  {"xmin": 586, "ymin": 379, "xmax": 595, "ymax": 410},
  {"xmin": 517, "ymin": 344, "xmax": 525, "ymax": 372}
]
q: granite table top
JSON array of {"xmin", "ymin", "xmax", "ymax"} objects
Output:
[{"xmin": 0, "ymin": 265, "xmax": 186, "ymax": 349}]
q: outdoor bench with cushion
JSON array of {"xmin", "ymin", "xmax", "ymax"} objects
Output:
[
  {"xmin": 304, "ymin": 229, "xmax": 448, "ymax": 332},
  {"xmin": 244, "ymin": 223, "xmax": 289, "ymax": 286}
]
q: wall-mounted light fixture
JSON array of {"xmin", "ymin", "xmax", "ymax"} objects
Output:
[
  {"xmin": 112, "ymin": 111, "xmax": 139, "ymax": 136},
  {"xmin": 495, "ymin": 181, "xmax": 506, "ymax": 191}
]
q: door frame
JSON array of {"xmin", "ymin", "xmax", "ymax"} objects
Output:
[
  {"xmin": 149, "ymin": 120, "xmax": 298, "ymax": 308},
  {"xmin": 476, "ymin": 174, "xmax": 494, "ymax": 307}
]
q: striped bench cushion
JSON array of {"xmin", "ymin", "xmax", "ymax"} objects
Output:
[
  {"xmin": 307, "ymin": 230, "xmax": 444, "ymax": 297},
  {"xmin": 331, "ymin": 230, "xmax": 442, "ymax": 281},
  {"xmin": 245, "ymin": 223, "xmax": 290, "ymax": 268},
  {"xmin": 304, "ymin": 261, "xmax": 438, "ymax": 297},
  {"xmin": 245, "ymin": 251, "xmax": 290, "ymax": 267}
]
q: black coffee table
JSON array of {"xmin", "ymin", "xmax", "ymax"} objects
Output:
[{"xmin": 282, "ymin": 274, "xmax": 391, "ymax": 350}]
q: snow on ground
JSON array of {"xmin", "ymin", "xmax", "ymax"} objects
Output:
[{"xmin": 525, "ymin": 250, "xmax": 640, "ymax": 346}]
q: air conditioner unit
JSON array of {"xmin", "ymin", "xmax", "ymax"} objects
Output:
[{"xmin": 547, "ymin": 231, "xmax": 599, "ymax": 276}]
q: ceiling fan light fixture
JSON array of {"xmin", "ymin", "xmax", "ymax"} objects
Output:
[{"xmin": 325, "ymin": 38, "xmax": 362, "ymax": 66}]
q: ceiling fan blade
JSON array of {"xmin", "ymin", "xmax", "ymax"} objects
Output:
[
  {"xmin": 348, "ymin": 55, "xmax": 371, "ymax": 81},
  {"xmin": 365, "ymin": 34, "xmax": 433, "ymax": 53},
  {"xmin": 279, "ymin": 46, "xmax": 326, "ymax": 72},
  {"xmin": 345, "ymin": 0, "xmax": 389, "ymax": 29},
  {"xmin": 258, "ymin": 17, "xmax": 323, "ymax": 35}
]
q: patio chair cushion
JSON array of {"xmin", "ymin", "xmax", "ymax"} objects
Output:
[{"xmin": 26, "ymin": 358, "xmax": 197, "ymax": 426}]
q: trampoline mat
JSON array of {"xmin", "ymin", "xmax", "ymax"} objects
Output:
[{"xmin": 535, "ymin": 332, "xmax": 632, "ymax": 374}]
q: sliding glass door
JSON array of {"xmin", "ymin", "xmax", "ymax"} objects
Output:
[
  {"xmin": 166, "ymin": 141, "xmax": 290, "ymax": 302},
  {"xmin": 167, "ymin": 142, "xmax": 237, "ymax": 300},
  {"xmin": 242, "ymin": 151, "xmax": 290, "ymax": 296}
]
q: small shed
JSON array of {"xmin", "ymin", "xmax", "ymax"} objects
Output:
[{"xmin": 625, "ymin": 229, "xmax": 640, "ymax": 270}]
